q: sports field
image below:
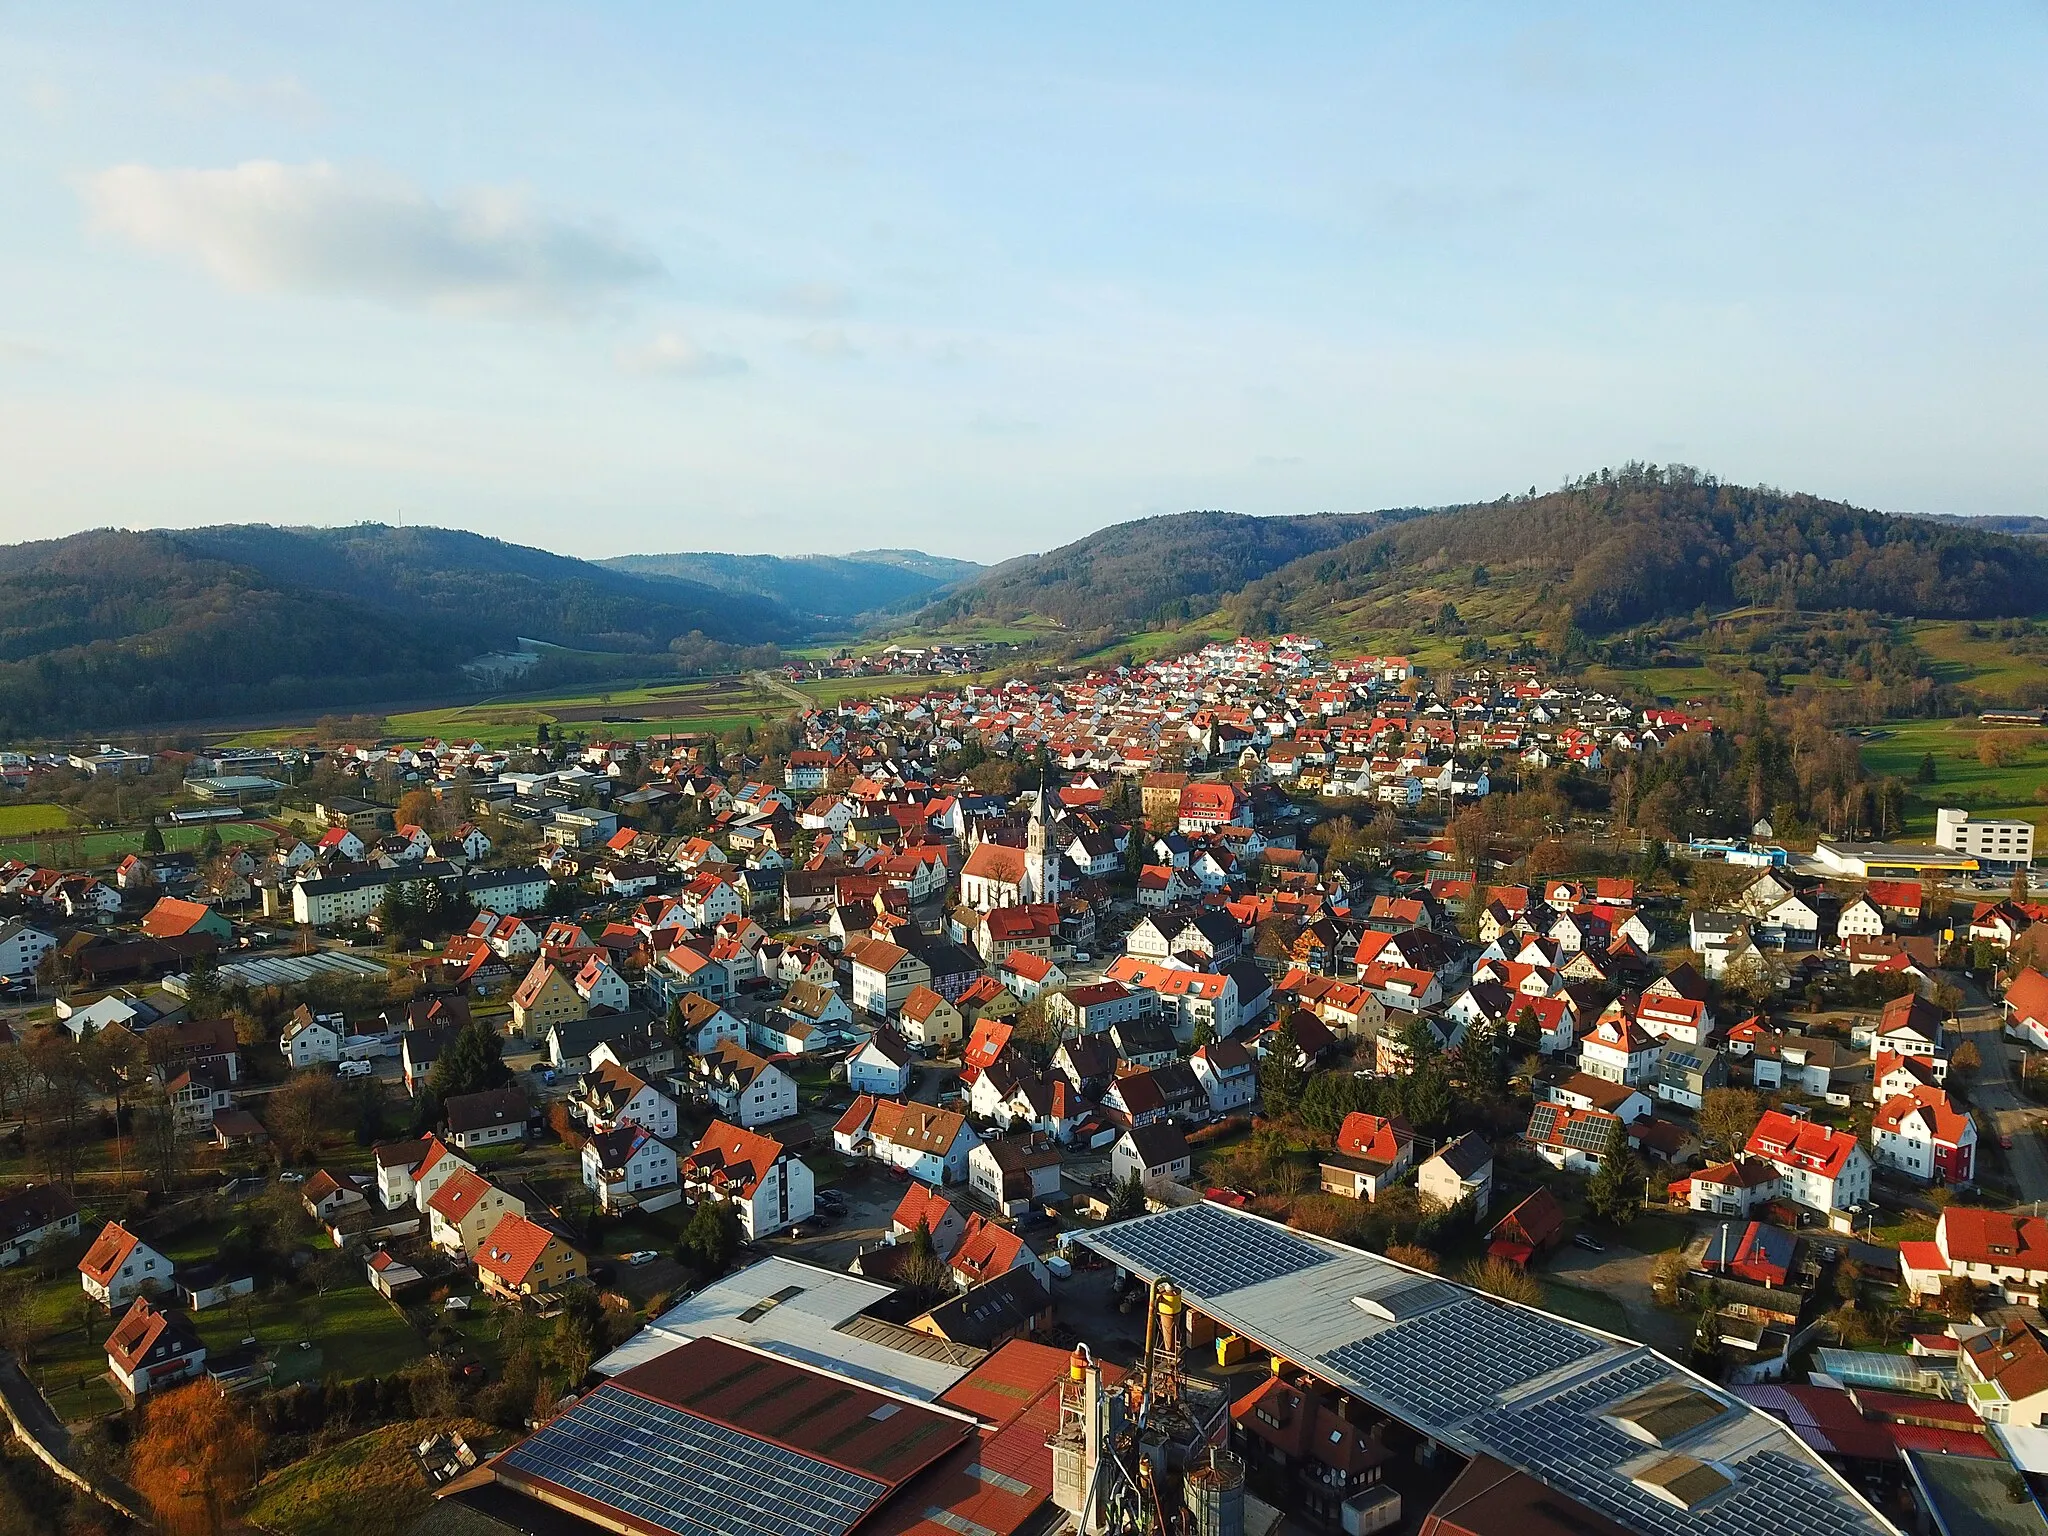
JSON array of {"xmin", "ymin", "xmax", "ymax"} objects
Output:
[{"xmin": 0, "ymin": 802, "xmax": 73, "ymax": 836}]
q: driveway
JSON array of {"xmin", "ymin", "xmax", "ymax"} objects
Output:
[
  {"xmin": 1542, "ymin": 1240, "xmax": 1691, "ymax": 1355},
  {"xmin": 1949, "ymin": 985, "xmax": 2048, "ymax": 1207}
]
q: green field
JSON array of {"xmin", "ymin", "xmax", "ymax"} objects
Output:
[
  {"xmin": 0, "ymin": 803, "xmax": 74, "ymax": 836},
  {"xmin": 383, "ymin": 676, "xmax": 793, "ymax": 746},
  {"xmin": 1907, "ymin": 619, "xmax": 2048, "ymax": 694},
  {"xmin": 1856, "ymin": 717, "xmax": 2048, "ymax": 835},
  {"xmin": 0, "ymin": 820, "xmax": 279, "ymax": 867}
]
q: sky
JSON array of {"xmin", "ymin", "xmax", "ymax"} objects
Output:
[{"xmin": 2, "ymin": 5, "xmax": 2045, "ymax": 563}]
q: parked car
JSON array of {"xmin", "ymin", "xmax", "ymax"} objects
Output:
[
  {"xmin": 278, "ymin": 1172, "xmax": 305, "ymax": 1184},
  {"xmin": 625, "ymin": 1250, "xmax": 659, "ymax": 1267},
  {"xmin": 336, "ymin": 1060, "xmax": 373, "ymax": 1079},
  {"xmin": 816, "ymin": 1191, "xmax": 848, "ymax": 1214},
  {"xmin": 1044, "ymin": 1254, "xmax": 1073, "ymax": 1281},
  {"xmin": 1572, "ymin": 1233, "xmax": 1605, "ymax": 1252}
]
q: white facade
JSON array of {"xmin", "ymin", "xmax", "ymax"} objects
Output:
[{"xmin": 1938, "ymin": 808, "xmax": 2036, "ymax": 866}]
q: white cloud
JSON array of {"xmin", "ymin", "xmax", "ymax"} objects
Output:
[
  {"xmin": 167, "ymin": 73, "xmax": 322, "ymax": 123},
  {"xmin": 0, "ymin": 339, "xmax": 55, "ymax": 365},
  {"xmin": 796, "ymin": 326, "xmax": 860, "ymax": 360},
  {"xmin": 617, "ymin": 330, "xmax": 747, "ymax": 378},
  {"xmin": 84, "ymin": 160, "xmax": 661, "ymax": 316}
]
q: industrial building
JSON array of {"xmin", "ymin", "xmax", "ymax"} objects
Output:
[{"xmin": 1078, "ymin": 1201, "xmax": 1898, "ymax": 1536}]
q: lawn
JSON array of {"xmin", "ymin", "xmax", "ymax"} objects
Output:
[
  {"xmin": 1908, "ymin": 620, "xmax": 2048, "ymax": 694},
  {"xmin": 385, "ymin": 676, "xmax": 795, "ymax": 747},
  {"xmin": 192, "ymin": 1277, "xmax": 428, "ymax": 1384},
  {"xmin": 244, "ymin": 1418, "xmax": 496, "ymax": 1536},
  {"xmin": 0, "ymin": 803, "xmax": 74, "ymax": 836},
  {"xmin": 0, "ymin": 820, "xmax": 277, "ymax": 866},
  {"xmin": 1539, "ymin": 1281, "xmax": 1633, "ymax": 1337},
  {"xmin": 1854, "ymin": 718, "xmax": 2048, "ymax": 835}
]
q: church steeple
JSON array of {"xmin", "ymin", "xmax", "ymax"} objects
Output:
[{"xmin": 1024, "ymin": 778, "xmax": 1054, "ymax": 904}]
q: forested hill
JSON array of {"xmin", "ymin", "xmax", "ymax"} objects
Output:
[
  {"xmin": 0, "ymin": 525, "xmax": 795, "ymax": 736},
  {"xmin": 601, "ymin": 548, "xmax": 982, "ymax": 623},
  {"xmin": 1227, "ymin": 468, "xmax": 2048, "ymax": 637},
  {"xmin": 913, "ymin": 509, "xmax": 1424, "ymax": 633}
]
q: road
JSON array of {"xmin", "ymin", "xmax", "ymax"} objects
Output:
[
  {"xmin": 1949, "ymin": 980, "xmax": 2048, "ymax": 1207},
  {"xmin": 0, "ymin": 1354, "xmax": 150, "ymax": 1523},
  {"xmin": 749, "ymin": 669, "xmax": 814, "ymax": 712}
]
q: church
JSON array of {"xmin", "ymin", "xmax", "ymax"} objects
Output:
[{"xmin": 958, "ymin": 787, "xmax": 1066, "ymax": 911}]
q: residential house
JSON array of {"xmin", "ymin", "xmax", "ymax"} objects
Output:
[
  {"xmin": 576, "ymin": 1061, "xmax": 678, "ymax": 1141},
  {"xmin": 105, "ymin": 1297, "xmax": 206, "ymax": 1399},
  {"xmin": 680, "ymin": 1121, "xmax": 812, "ymax": 1239},
  {"xmin": 949, "ymin": 1212, "xmax": 1053, "ymax": 1293},
  {"xmin": 476, "ymin": 1212, "xmax": 587, "ymax": 1300},
  {"xmin": 891, "ymin": 1184, "xmax": 966, "ymax": 1255},
  {"xmin": 1190, "ymin": 1039, "xmax": 1258, "ymax": 1117},
  {"xmin": 1673, "ymin": 1158, "xmax": 1782, "ymax": 1218},
  {"xmin": 967, "ymin": 1135, "xmax": 1063, "ymax": 1218},
  {"xmin": 1046, "ymin": 980, "xmax": 1146, "ymax": 1036},
  {"xmin": 1103, "ymin": 1061, "xmax": 1208, "ymax": 1129},
  {"xmin": 1524, "ymin": 1103, "xmax": 1622, "ymax": 1174},
  {"xmin": 1416, "ymin": 1132, "xmax": 1494, "ymax": 1218},
  {"xmin": 1486, "ymin": 1187, "xmax": 1566, "ymax": 1268},
  {"xmin": 686, "ymin": 1042, "xmax": 797, "ymax": 1128},
  {"xmin": 366, "ymin": 1248, "xmax": 426, "ymax": 1300},
  {"xmin": 1901, "ymin": 1208, "xmax": 2048, "ymax": 1307},
  {"xmin": 2007, "ymin": 968, "xmax": 2048, "ymax": 1050},
  {"xmin": 444, "ymin": 1087, "xmax": 532, "ymax": 1150},
  {"xmin": 79, "ymin": 1222, "xmax": 172, "ymax": 1306},
  {"xmin": 1579, "ymin": 1015, "xmax": 1661, "ymax": 1087},
  {"xmin": 300, "ymin": 1170, "xmax": 370, "ymax": 1225},
  {"xmin": 833, "ymin": 1097, "xmax": 979, "ymax": 1184},
  {"xmin": 0, "ymin": 918, "xmax": 57, "ymax": 980},
  {"xmin": 511, "ymin": 960, "xmax": 586, "ymax": 1042},
  {"xmin": 1870, "ymin": 1086, "xmax": 1977, "ymax": 1186},
  {"xmin": 583, "ymin": 1125, "xmax": 682, "ymax": 1213},
  {"xmin": 669, "ymin": 993, "xmax": 747, "ymax": 1056},
  {"xmin": 847, "ymin": 1030, "xmax": 915, "ymax": 1098},
  {"xmin": 1110, "ymin": 1122, "xmax": 1193, "ymax": 1190},
  {"xmin": 910, "ymin": 1269, "xmax": 1054, "ymax": 1351},
  {"xmin": 1227, "ymin": 1375, "xmax": 1391, "ymax": 1532},
  {"xmin": 1958, "ymin": 1325, "xmax": 2048, "ymax": 1428},
  {"xmin": 280, "ymin": 1006, "xmax": 345, "ymax": 1068},
  {"xmin": 896, "ymin": 986, "xmax": 964, "ymax": 1053},
  {"xmin": 0, "ymin": 1186, "xmax": 79, "ymax": 1268},
  {"xmin": 848, "ymin": 938, "xmax": 932, "ymax": 1018},
  {"xmin": 1745, "ymin": 1111, "xmax": 1873, "ymax": 1215},
  {"xmin": 1319, "ymin": 1113, "xmax": 1415, "ymax": 1200},
  {"xmin": 1656, "ymin": 1044, "xmax": 1727, "ymax": 1112},
  {"xmin": 426, "ymin": 1169, "xmax": 524, "ymax": 1255}
]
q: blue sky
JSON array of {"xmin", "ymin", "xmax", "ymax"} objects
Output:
[{"xmin": 3, "ymin": 5, "xmax": 2044, "ymax": 561}]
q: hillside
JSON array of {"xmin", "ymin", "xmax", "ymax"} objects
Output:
[
  {"xmin": 601, "ymin": 547, "xmax": 981, "ymax": 623},
  {"xmin": 0, "ymin": 525, "xmax": 797, "ymax": 736},
  {"xmin": 911, "ymin": 509, "xmax": 1420, "ymax": 634},
  {"xmin": 1228, "ymin": 468, "xmax": 2048, "ymax": 641}
]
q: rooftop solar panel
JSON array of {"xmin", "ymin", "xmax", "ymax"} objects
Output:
[
  {"xmin": 1320, "ymin": 1297, "xmax": 1605, "ymax": 1422},
  {"xmin": 1470, "ymin": 1362, "xmax": 1879, "ymax": 1536},
  {"xmin": 502, "ymin": 1383, "xmax": 888, "ymax": 1536},
  {"xmin": 1094, "ymin": 1204, "xmax": 1331, "ymax": 1295}
]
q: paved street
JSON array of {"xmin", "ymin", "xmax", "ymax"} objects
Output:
[{"xmin": 1949, "ymin": 983, "xmax": 2048, "ymax": 1207}]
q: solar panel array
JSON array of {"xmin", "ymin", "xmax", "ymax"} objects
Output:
[
  {"xmin": 1097, "ymin": 1205, "xmax": 1331, "ymax": 1295},
  {"xmin": 502, "ymin": 1383, "xmax": 887, "ymax": 1536},
  {"xmin": 1470, "ymin": 1360, "xmax": 1880, "ymax": 1536},
  {"xmin": 1561, "ymin": 1110, "xmax": 1620, "ymax": 1157},
  {"xmin": 1320, "ymin": 1296, "xmax": 1606, "ymax": 1423}
]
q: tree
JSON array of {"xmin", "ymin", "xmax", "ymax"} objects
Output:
[
  {"xmin": 264, "ymin": 1071, "xmax": 342, "ymax": 1164},
  {"xmin": 676, "ymin": 1198, "xmax": 741, "ymax": 1281},
  {"xmin": 1107, "ymin": 1168, "xmax": 1148, "ymax": 1221},
  {"xmin": 1696, "ymin": 1088, "xmax": 1764, "ymax": 1161},
  {"xmin": 396, "ymin": 789, "xmax": 438, "ymax": 832},
  {"xmin": 1586, "ymin": 1118, "xmax": 1643, "ymax": 1226},
  {"xmin": 1256, "ymin": 1049, "xmax": 1304, "ymax": 1118},
  {"xmin": 129, "ymin": 1381, "xmax": 261, "ymax": 1536},
  {"xmin": 1384, "ymin": 1242, "xmax": 1440, "ymax": 1274},
  {"xmin": 897, "ymin": 1219, "xmax": 952, "ymax": 1300},
  {"xmin": 141, "ymin": 820, "xmax": 165, "ymax": 854},
  {"xmin": 197, "ymin": 826, "xmax": 223, "ymax": 858},
  {"xmin": 135, "ymin": 1082, "xmax": 188, "ymax": 1192},
  {"xmin": 428, "ymin": 1018, "xmax": 510, "ymax": 1101},
  {"xmin": 1949, "ymin": 1039, "xmax": 1982, "ymax": 1083},
  {"xmin": 1917, "ymin": 752, "xmax": 1938, "ymax": 785},
  {"xmin": 1458, "ymin": 1257, "xmax": 1543, "ymax": 1307},
  {"xmin": 1722, "ymin": 947, "xmax": 1788, "ymax": 1006}
]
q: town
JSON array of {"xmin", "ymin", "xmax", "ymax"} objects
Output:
[{"xmin": 0, "ymin": 633, "xmax": 2044, "ymax": 1536}]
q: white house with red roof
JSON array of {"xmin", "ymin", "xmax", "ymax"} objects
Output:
[
  {"xmin": 996, "ymin": 949, "xmax": 1065, "ymax": 1001},
  {"xmin": 1578, "ymin": 1014, "xmax": 1661, "ymax": 1087},
  {"xmin": 1176, "ymin": 781, "xmax": 1249, "ymax": 835},
  {"xmin": 891, "ymin": 1182, "xmax": 966, "ymax": 1255},
  {"xmin": 1669, "ymin": 1157, "xmax": 1782, "ymax": 1217},
  {"xmin": 1870, "ymin": 1086, "xmax": 1976, "ymax": 1186},
  {"xmin": 680, "ymin": 1120, "xmax": 811, "ymax": 1238},
  {"xmin": 427, "ymin": 1169, "xmax": 524, "ymax": 1254},
  {"xmin": 1318, "ymin": 1113, "xmax": 1415, "ymax": 1200},
  {"xmin": 1635, "ymin": 993, "xmax": 1713, "ymax": 1048},
  {"xmin": 2004, "ymin": 968, "xmax": 2048, "ymax": 1051},
  {"xmin": 1901, "ymin": 1208, "xmax": 2048, "ymax": 1305},
  {"xmin": 584, "ymin": 1124, "xmax": 681, "ymax": 1213},
  {"xmin": 1744, "ymin": 1110, "xmax": 1872, "ymax": 1214},
  {"xmin": 78, "ymin": 1221, "xmax": 172, "ymax": 1306},
  {"xmin": 571, "ymin": 954, "xmax": 631, "ymax": 1013}
]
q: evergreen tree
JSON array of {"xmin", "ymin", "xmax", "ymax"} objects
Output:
[
  {"xmin": 140, "ymin": 821, "xmax": 165, "ymax": 854},
  {"xmin": 677, "ymin": 1198, "xmax": 741, "ymax": 1279},
  {"xmin": 1108, "ymin": 1168, "xmax": 1148, "ymax": 1221},
  {"xmin": 1257, "ymin": 1048, "xmax": 1305, "ymax": 1118},
  {"xmin": 1586, "ymin": 1118, "xmax": 1643, "ymax": 1226},
  {"xmin": 428, "ymin": 1019, "xmax": 510, "ymax": 1100},
  {"xmin": 1917, "ymin": 752, "xmax": 1938, "ymax": 784}
]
